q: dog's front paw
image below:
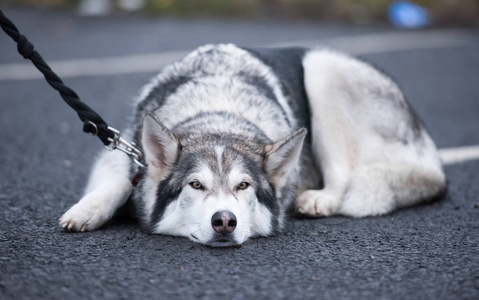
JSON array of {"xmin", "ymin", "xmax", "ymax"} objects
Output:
[
  {"xmin": 59, "ymin": 203, "xmax": 105, "ymax": 232},
  {"xmin": 59, "ymin": 195, "xmax": 112, "ymax": 232},
  {"xmin": 296, "ymin": 190, "xmax": 341, "ymax": 217}
]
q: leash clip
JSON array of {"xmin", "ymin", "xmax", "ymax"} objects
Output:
[{"xmin": 105, "ymin": 126, "xmax": 145, "ymax": 168}]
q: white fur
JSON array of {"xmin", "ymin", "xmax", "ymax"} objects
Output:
[
  {"xmin": 228, "ymin": 165, "xmax": 253, "ymax": 190},
  {"xmin": 141, "ymin": 175, "xmax": 159, "ymax": 224},
  {"xmin": 297, "ymin": 49, "xmax": 446, "ymax": 217},
  {"xmin": 215, "ymin": 146, "xmax": 225, "ymax": 174},
  {"xmin": 59, "ymin": 146, "xmax": 133, "ymax": 231}
]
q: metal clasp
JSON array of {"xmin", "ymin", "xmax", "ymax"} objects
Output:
[{"xmin": 105, "ymin": 126, "xmax": 145, "ymax": 168}]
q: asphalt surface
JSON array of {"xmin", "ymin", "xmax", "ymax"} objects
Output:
[{"xmin": 1, "ymin": 6, "xmax": 478, "ymax": 300}]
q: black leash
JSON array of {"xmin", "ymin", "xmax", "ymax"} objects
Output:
[{"xmin": 0, "ymin": 9, "xmax": 144, "ymax": 167}]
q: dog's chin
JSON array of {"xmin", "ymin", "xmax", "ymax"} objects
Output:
[{"xmin": 191, "ymin": 233, "xmax": 242, "ymax": 248}]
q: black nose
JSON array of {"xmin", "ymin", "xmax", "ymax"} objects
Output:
[{"xmin": 211, "ymin": 211, "xmax": 237, "ymax": 234}]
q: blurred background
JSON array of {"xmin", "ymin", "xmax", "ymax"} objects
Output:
[{"xmin": 3, "ymin": 0, "xmax": 479, "ymax": 27}]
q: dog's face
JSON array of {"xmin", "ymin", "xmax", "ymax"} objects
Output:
[{"xmin": 140, "ymin": 113, "xmax": 306, "ymax": 247}]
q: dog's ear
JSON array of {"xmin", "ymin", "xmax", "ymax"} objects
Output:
[
  {"xmin": 142, "ymin": 113, "xmax": 181, "ymax": 181},
  {"xmin": 264, "ymin": 128, "xmax": 307, "ymax": 192}
]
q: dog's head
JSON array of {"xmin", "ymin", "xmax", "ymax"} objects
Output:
[{"xmin": 139, "ymin": 113, "xmax": 306, "ymax": 247}]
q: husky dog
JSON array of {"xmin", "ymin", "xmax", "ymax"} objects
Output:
[{"xmin": 59, "ymin": 44, "xmax": 446, "ymax": 247}]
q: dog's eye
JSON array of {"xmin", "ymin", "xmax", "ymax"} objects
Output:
[
  {"xmin": 237, "ymin": 182, "xmax": 249, "ymax": 190},
  {"xmin": 189, "ymin": 181, "xmax": 203, "ymax": 190}
]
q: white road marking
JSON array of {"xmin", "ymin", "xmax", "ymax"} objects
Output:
[
  {"xmin": 0, "ymin": 50, "xmax": 189, "ymax": 81},
  {"xmin": 439, "ymin": 145, "xmax": 479, "ymax": 165},
  {"xmin": 0, "ymin": 30, "xmax": 475, "ymax": 81},
  {"xmin": 272, "ymin": 30, "xmax": 475, "ymax": 55}
]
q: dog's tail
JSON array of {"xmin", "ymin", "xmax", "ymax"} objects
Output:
[{"xmin": 439, "ymin": 145, "xmax": 479, "ymax": 165}]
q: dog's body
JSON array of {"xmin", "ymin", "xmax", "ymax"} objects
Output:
[{"xmin": 60, "ymin": 44, "xmax": 446, "ymax": 246}]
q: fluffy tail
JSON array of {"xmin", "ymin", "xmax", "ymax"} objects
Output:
[{"xmin": 439, "ymin": 145, "xmax": 479, "ymax": 165}]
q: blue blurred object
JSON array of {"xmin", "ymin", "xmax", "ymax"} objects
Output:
[{"xmin": 388, "ymin": 0, "xmax": 430, "ymax": 29}]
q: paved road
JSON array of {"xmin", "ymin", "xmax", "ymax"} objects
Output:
[{"xmin": 0, "ymin": 6, "xmax": 478, "ymax": 300}]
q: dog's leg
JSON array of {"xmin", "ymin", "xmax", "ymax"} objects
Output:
[
  {"xmin": 339, "ymin": 163, "xmax": 446, "ymax": 217},
  {"xmin": 298, "ymin": 49, "xmax": 446, "ymax": 217},
  {"xmin": 294, "ymin": 105, "xmax": 355, "ymax": 216},
  {"xmin": 59, "ymin": 149, "xmax": 133, "ymax": 231},
  {"xmin": 296, "ymin": 51, "xmax": 358, "ymax": 216}
]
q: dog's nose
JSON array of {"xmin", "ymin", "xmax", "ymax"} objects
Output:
[{"xmin": 211, "ymin": 211, "xmax": 237, "ymax": 234}]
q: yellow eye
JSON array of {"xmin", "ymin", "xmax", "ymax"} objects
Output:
[
  {"xmin": 237, "ymin": 182, "xmax": 249, "ymax": 190},
  {"xmin": 190, "ymin": 181, "xmax": 203, "ymax": 190}
]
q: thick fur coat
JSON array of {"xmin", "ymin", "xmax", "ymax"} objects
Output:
[{"xmin": 60, "ymin": 44, "xmax": 446, "ymax": 247}]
